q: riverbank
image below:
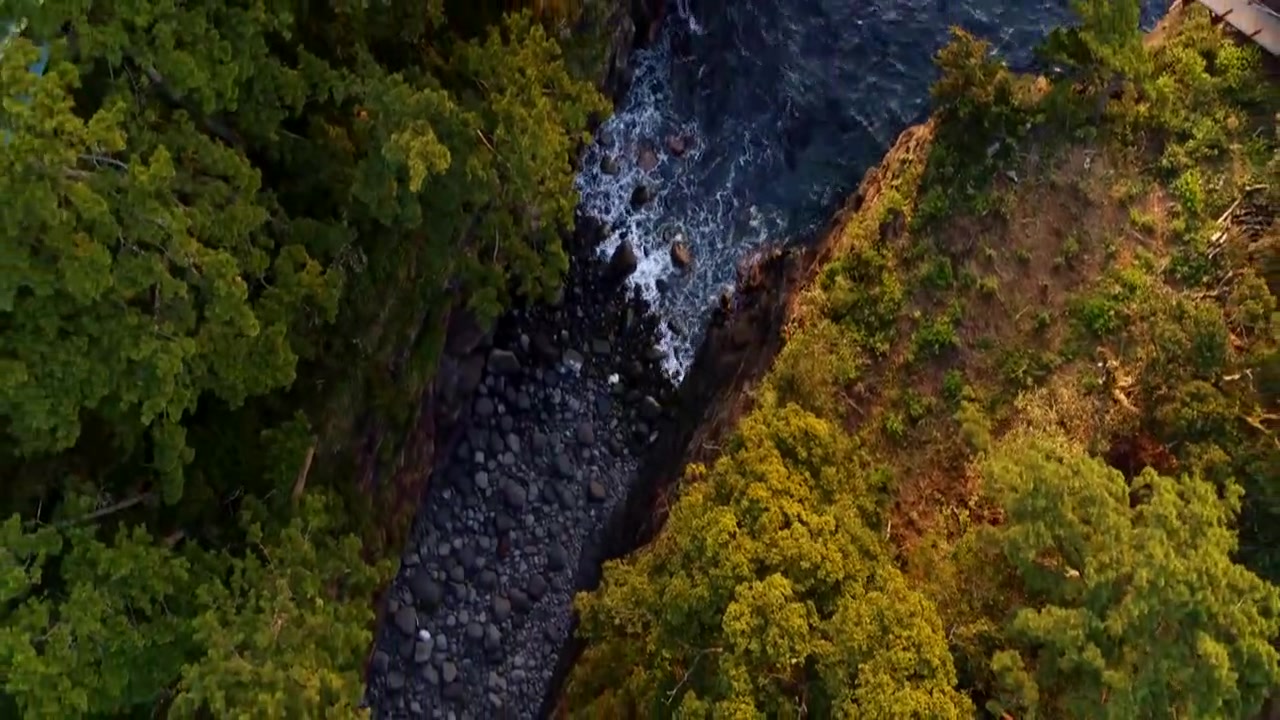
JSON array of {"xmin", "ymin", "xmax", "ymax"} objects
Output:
[
  {"xmin": 360, "ymin": 3, "xmax": 682, "ymax": 716},
  {"xmin": 363, "ymin": 209, "xmax": 679, "ymax": 717}
]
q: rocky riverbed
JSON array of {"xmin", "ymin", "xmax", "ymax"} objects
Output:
[{"xmin": 363, "ymin": 216, "xmax": 676, "ymax": 719}]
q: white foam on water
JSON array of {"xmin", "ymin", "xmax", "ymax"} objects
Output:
[
  {"xmin": 675, "ymin": 0, "xmax": 705, "ymax": 36},
  {"xmin": 575, "ymin": 22, "xmax": 787, "ymax": 381}
]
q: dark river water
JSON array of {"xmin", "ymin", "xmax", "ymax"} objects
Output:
[{"xmin": 576, "ymin": 0, "xmax": 1167, "ymax": 377}]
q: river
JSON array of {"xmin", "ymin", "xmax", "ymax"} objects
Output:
[{"xmin": 578, "ymin": 0, "xmax": 1167, "ymax": 378}]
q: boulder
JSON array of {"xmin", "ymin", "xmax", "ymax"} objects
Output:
[
  {"xmin": 487, "ymin": 348, "xmax": 521, "ymax": 376},
  {"xmin": 606, "ymin": 240, "xmax": 638, "ymax": 281},
  {"xmin": 670, "ymin": 241, "xmax": 693, "ymax": 269},
  {"xmin": 638, "ymin": 145, "xmax": 659, "ymax": 171},
  {"xmin": 630, "ymin": 184, "xmax": 654, "ymax": 209}
]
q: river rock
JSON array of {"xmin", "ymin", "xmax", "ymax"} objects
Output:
[
  {"xmin": 409, "ymin": 572, "xmax": 444, "ymax": 608},
  {"xmin": 670, "ymin": 241, "xmax": 693, "ymax": 269},
  {"xmin": 493, "ymin": 594, "xmax": 512, "ymax": 621},
  {"xmin": 667, "ymin": 133, "xmax": 689, "ymax": 156},
  {"xmin": 556, "ymin": 453, "xmax": 575, "ymax": 478},
  {"xmin": 588, "ymin": 479, "xmax": 607, "ymax": 502},
  {"xmin": 630, "ymin": 184, "xmax": 654, "ymax": 209},
  {"xmin": 576, "ymin": 422, "xmax": 595, "ymax": 446},
  {"xmin": 393, "ymin": 606, "xmax": 418, "ymax": 635},
  {"xmin": 607, "ymin": 240, "xmax": 638, "ymax": 281},
  {"xmin": 547, "ymin": 542, "xmax": 568, "ymax": 571},
  {"xmin": 600, "ymin": 154, "xmax": 621, "ymax": 175},
  {"xmin": 527, "ymin": 574, "xmax": 548, "ymax": 600},
  {"xmin": 488, "ymin": 348, "xmax": 521, "ymax": 376},
  {"xmin": 502, "ymin": 480, "xmax": 527, "ymax": 510},
  {"xmin": 442, "ymin": 661, "xmax": 458, "ymax": 684},
  {"xmin": 387, "ymin": 670, "xmax": 405, "ymax": 690},
  {"xmin": 638, "ymin": 144, "xmax": 659, "ymax": 171},
  {"xmin": 639, "ymin": 395, "xmax": 662, "ymax": 420},
  {"xmin": 414, "ymin": 640, "xmax": 432, "ymax": 663},
  {"xmin": 563, "ymin": 348, "xmax": 585, "ymax": 372}
]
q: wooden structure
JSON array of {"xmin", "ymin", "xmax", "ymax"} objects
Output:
[{"xmin": 1178, "ymin": 0, "xmax": 1280, "ymax": 55}]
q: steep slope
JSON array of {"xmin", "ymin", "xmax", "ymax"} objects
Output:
[{"xmin": 561, "ymin": 4, "xmax": 1280, "ymax": 718}]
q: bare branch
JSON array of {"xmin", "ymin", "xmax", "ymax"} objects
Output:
[{"xmin": 291, "ymin": 442, "xmax": 318, "ymax": 504}]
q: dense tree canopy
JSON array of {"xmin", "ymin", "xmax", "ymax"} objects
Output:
[
  {"xmin": 967, "ymin": 436, "xmax": 1280, "ymax": 720},
  {"xmin": 568, "ymin": 405, "xmax": 973, "ymax": 718},
  {"xmin": 1, "ymin": 0, "xmax": 606, "ymax": 715},
  {"xmin": 4, "ymin": 0, "xmax": 1279, "ymax": 716}
]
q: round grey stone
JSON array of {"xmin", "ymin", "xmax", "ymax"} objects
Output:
[
  {"xmin": 547, "ymin": 542, "xmax": 568, "ymax": 572},
  {"xmin": 527, "ymin": 574, "xmax": 548, "ymax": 601},
  {"xmin": 394, "ymin": 606, "xmax": 418, "ymax": 635},
  {"xmin": 502, "ymin": 481, "xmax": 527, "ymax": 509},
  {"xmin": 493, "ymin": 595, "xmax": 512, "ymax": 622},
  {"xmin": 386, "ymin": 670, "xmax": 405, "ymax": 690},
  {"xmin": 409, "ymin": 573, "xmax": 443, "ymax": 608},
  {"xmin": 414, "ymin": 641, "xmax": 432, "ymax": 663}
]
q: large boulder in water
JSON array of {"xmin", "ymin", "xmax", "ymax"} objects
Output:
[
  {"xmin": 670, "ymin": 240, "xmax": 692, "ymax": 270},
  {"xmin": 606, "ymin": 240, "xmax": 638, "ymax": 282},
  {"xmin": 637, "ymin": 144, "xmax": 659, "ymax": 171},
  {"xmin": 630, "ymin": 184, "xmax": 654, "ymax": 209}
]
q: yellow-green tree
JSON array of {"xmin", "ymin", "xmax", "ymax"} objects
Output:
[
  {"xmin": 0, "ymin": 493, "xmax": 390, "ymax": 719},
  {"xmin": 567, "ymin": 404, "xmax": 972, "ymax": 718},
  {"xmin": 966, "ymin": 436, "xmax": 1280, "ymax": 720}
]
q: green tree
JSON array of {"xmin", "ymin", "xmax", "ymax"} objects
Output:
[
  {"xmin": 964, "ymin": 435, "xmax": 1280, "ymax": 720},
  {"xmin": 1071, "ymin": 0, "xmax": 1145, "ymax": 78},
  {"xmin": 0, "ymin": 35, "xmax": 340, "ymax": 504},
  {"xmin": 0, "ymin": 493, "xmax": 390, "ymax": 719},
  {"xmin": 170, "ymin": 493, "xmax": 391, "ymax": 719},
  {"xmin": 0, "ymin": 500, "xmax": 199, "ymax": 718},
  {"xmin": 567, "ymin": 404, "xmax": 972, "ymax": 718},
  {"xmin": 930, "ymin": 28, "xmax": 1029, "ymax": 136}
]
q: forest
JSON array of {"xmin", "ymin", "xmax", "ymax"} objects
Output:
[
  {"xmin": 1, "ymin": 0, "xmax": 1278, "ymax": 717},
  {"xmin": 0, "ymin": 0, "xmax": 607, "ymax": 716},
  {"xmin": 564, "ymin": 1, "xmax": 1280, "ymax": 718}
]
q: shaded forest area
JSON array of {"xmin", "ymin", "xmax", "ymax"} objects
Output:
[
  {"xmin": 565, "ymin": 2, "xmax": 1280, "ymax": 718},
  {"xmin": 0, "ymin": 0, "xmax": 612, "ymax": 716}
]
